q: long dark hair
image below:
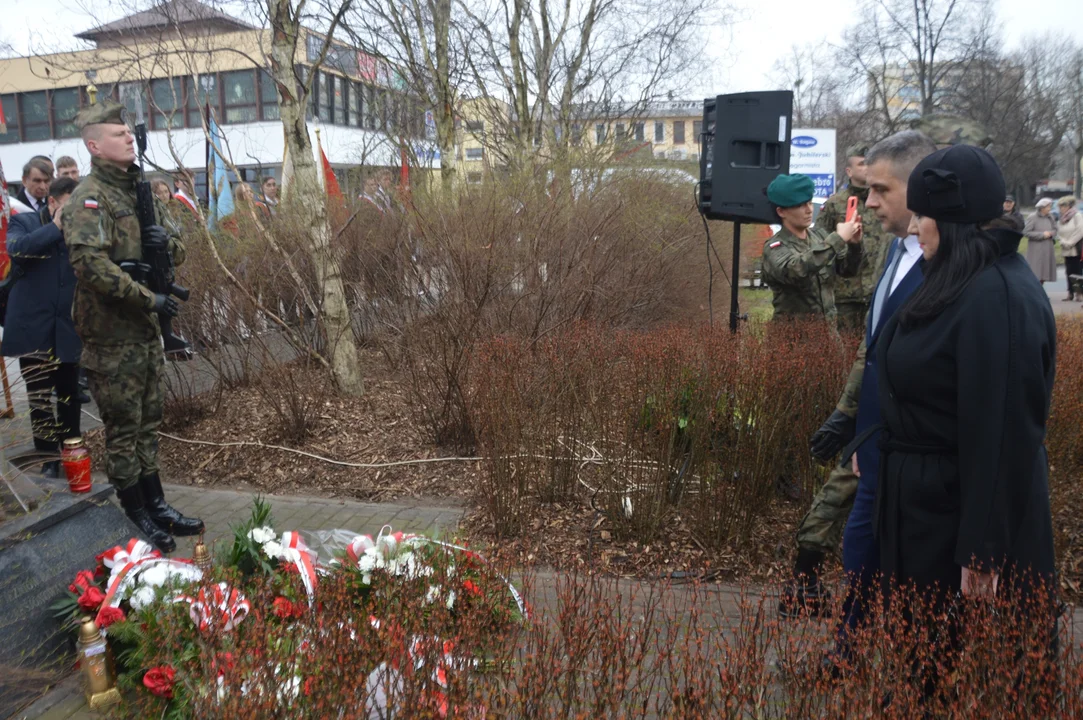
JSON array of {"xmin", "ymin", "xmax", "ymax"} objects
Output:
[{"xmin": 899, "ymin": 220, "xmax": 1000, "ymax": 327}]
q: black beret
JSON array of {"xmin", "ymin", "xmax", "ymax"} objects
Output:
[{"xmin": 906, "ymin": 145, "xmax": 1005, "ymax": 224}]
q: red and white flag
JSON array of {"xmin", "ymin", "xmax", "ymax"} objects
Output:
[{"xmin": 0, "ymin": 153, "xmax": 10, "ymax": 280}]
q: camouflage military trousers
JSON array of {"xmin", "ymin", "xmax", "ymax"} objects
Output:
[
  {"xmin": 835, "ymin": 301, "xmax": 869, "ymax": 333},
  {"xmin": 795, "ymin": 463, "xmax": 860, "ymax": 555},
  {"xmin": 83, "ymin": 341, "xmax": 164, "ymax": 490}
]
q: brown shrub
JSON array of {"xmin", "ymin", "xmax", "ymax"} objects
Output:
[{"xmin": 468, "ymin": 320, "xmax": 852, "ymax": 548}]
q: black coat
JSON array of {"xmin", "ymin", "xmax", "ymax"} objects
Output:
[
  {"xmin": 875, "ymin": 229, "xmax": 1056, "ymax": 595},
  {"xmin": 2, "ymin": 209, "xmax": 81, "ymax": 363}
]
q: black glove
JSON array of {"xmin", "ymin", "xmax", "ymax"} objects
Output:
[
  {"xmin": 809, "ymin": 409, "xmax": 857, "ymax": 462},
  {"xmin": 779, "ymin": 547, "xmax": 831, "ymax": 619},
  {"xmin": 151, "ymin": 293, "xmax": 180, "ymax": 318},
  {"xmin": 141, "ymin": 224, "xmax": 170, "ymax": 251}
]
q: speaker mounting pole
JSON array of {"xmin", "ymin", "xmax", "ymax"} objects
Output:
[{"xmin": 730, "ymin": 222, "xmax": 741, "ymax": 334}]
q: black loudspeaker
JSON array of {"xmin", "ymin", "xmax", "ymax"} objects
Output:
[{"xmin": 698, "ymin": 91, "xmax": 794, "ymax": 225}]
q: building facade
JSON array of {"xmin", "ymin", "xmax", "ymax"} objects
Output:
[{"xmin": 0, "ymin": 0, "xmax": 428, "ymax": 200}]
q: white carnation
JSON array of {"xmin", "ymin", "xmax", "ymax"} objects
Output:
[
  {"xmin": 446, "ymin": 590, "xmax": 457, "ymax": 610},
  {"xmin": 139, "ymin": 565, "xmax": 170, "ymax": 587},
  {"xmin": 248, "ymin": 526, "xmax": 277, "ymax": 545},
  {"xmin": 130, "ymin": 585, "xmax": 157, "ymax": 611},
  {"xmin": 426, "ymin": 585, "xmax": 441, "ymax": 604},
  {"xmin": 262, "ymin": 540, "xmax": 284, "ymax": 559}
]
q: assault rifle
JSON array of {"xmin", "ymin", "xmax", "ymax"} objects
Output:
[{"xmin": 127, "ymin": 107, "xmax": 192, "ymax": 359}]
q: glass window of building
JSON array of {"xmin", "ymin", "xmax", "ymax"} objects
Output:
[
  {"xmin": 362, "ymin": 85, "xmax": 375, "ymax": 129},
  {"xmin": 673, "ymin": 120, "xmax": 685, "ymax": 144},
  {"xmin": 0, "ymin": 94, "xmax": 18, "ymax": 144},
  {"xmin": 223, "ymin": 70, "xmax": 258, "ymax": 123},
  {"xmin": 634, "ymin": 122, "xmax": 645, "ymax": 142},
  {"xmin": 318, "ymin": 72, "xmax": 332, "ymax": 122},
  {"xmin": 654, "ymin": 121, "xmax": 664, "ymax": 142},
  {"xmin": 465, "ymin": 147, "xmax": 484, "ymax": 160},
  {"xmin": 151, "ymin": 78, "xmax": 185, "ymax": 130},
  {"xmin": 595, "ymin": 124, "xmax": 606, "ymax": 144},
  {"xmin": 260, "ymin": 71, "xmax": 280, "ymax": 121},
  {"xmin": 186, "ymin": 75, "xmax": 218, "ymax": 127},
  {"xmin": 348, "ymin": 81, "xmax": 361, "ymax": 126},
  {"xmin": 333, "ymin": 75, "xmax": 346, "ymax": 125},
  {"xmin": 692, "ymin": 120, "xmax": 702, "ymax": 143},
  {"xmin": 20, "ymin": 91, "xmax": 50, "ymax": 141},
  {"xmin": 51, "ymin": 88, "xmax": 82, "ymax": 138}
]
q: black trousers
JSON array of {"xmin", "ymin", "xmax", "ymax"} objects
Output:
[
  {"xmin": 1065, "ymin": 255, "xmax": 1082, "ymax": 295},
  {"xmin": 19, "ymin": 357, "xmax": 81, "ymax": 454}
]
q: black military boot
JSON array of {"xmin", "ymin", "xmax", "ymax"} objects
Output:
[
  {"xmin": 778, "ymin": 547, "xmax": 832, "ymax": 619},
  {"xmin": 140, "ymin": 472, "xmax": 205, "ymax": 536},
  {"xmin": 117, "ymin": 483, "xmax": 176, "ymax": 554}
]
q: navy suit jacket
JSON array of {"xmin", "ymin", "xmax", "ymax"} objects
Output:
[
  {"xmin": 2, "ymin": 209, "xmax": 81, "ymax": 363},
  {"xmin": 853, "ymin": 239, "xmax": 924, "ymax": 484}
]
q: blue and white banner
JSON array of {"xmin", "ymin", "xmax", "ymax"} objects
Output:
[{"xmin": 791, "ymin": 129, "xmax": 837, "ymax": 201}]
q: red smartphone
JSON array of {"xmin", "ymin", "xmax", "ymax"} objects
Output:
[{"xmin": 845, "ymin": 196, "xmax": 859, "ymax": 223}]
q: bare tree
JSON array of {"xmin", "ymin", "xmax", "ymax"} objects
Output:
[
  {"xmin": 841, "ymin": 0, "xmax": 985, "ymax": 130},
  {"xmin": 458, "ymin": 0, "xmax": 724, "ymax": 169},
  {"xmin": 953, "ymin": 27, "xmax": 1076, "ymax": 199},
  {"xmin": 345, "ymin": 0, "xmax": 461, "ymax": 186}
]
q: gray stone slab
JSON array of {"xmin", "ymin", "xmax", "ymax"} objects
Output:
[{"xmin": 0, "ymin": 495, "xmax": 140, "ymax": 718}]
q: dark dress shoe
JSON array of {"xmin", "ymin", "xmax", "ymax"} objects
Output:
[
  {"xmin": 116, "ymin": 484, "xmax": 176, "ymax": 553},
  {"xmin": 41, "ymin": 460, "xmax": 61, "ymax": 479},
  {"xmin": 140, "ymin": 472, "xmax": 204, "ymax": 536}
]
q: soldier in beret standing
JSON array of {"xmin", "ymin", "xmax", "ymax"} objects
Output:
[
  {"xmin": 761, "ymin": 173, "xmax": 864, "ymax": 324},
  {"xmin": 65, "ymin": 101, "xmax": 203, "ymax": 553},
  {"xmin": 814, "ymin": 144, "xmax": 892, "ymax": 331}
]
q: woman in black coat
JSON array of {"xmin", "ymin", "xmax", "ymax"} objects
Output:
[
  {"xmin": 871, "ymin": 145, "xmax": 1057, "ymax": 618},
  {"xmin": 3, "ymin": 177, "xmax": 82, "ymax": 475}
]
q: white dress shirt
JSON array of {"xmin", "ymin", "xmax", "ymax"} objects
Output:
[{"xmin": 889, "ymin": 234, "xmax": 922, "ymax": 296}]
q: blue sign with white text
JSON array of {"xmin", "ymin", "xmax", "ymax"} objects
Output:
[{"xmin": 807, "ymin": 174, "xmax": 835, "ymax": 199}]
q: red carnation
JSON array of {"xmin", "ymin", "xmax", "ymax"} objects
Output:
[
  {"xmin": 214, "ymin": 652, "xmax": 236, "ymax": 676},
  {"xmin": 77, "ymin": 586, "xmax": 106, "ymax": 612},
  {"xmin": 462, "ymin": 579, "xmax": 483, "ymax": 597},
  {"xmin": 68, "ymin": 570, "xmax": 96, "ymax": 595},
  {"xmin": 143, "ymin": 665, "xmax": 176, "ymax": 699},
  {"xmin": 96, "ymin": 605, "xmax": 125, "ymax": 629},
  {"xmin": 273, "ymin": 596, "xmax": 301, "ymax": 619}
]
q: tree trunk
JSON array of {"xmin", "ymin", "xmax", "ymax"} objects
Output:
[{"xmin": 268, "ymin": 0, "xmax": 364, "ymax": 395}]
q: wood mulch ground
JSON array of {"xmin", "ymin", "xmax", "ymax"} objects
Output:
[{"xmin": 81, "ymin": 348, "xmax": 1081, "ymax": 599}]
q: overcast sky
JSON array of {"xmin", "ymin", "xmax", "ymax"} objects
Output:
[{"xmin": 1, "ymin": 0, "xmax": 1082, "ymax": 98}]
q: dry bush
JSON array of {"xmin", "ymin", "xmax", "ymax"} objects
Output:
[
  {"xmin": 468, "ymin": 320, "xmax": 851, "ymax": 547},
  {"xmin": 334, "ymin": 173, "xmax": 712, "ymax": 451},
  {"xmin": 116, "ymin": 567, "xmax": 1078, "ymax": 719}
]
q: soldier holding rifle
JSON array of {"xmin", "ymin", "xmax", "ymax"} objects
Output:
[{"xmin": 65, "ymin": 100, "xmax": 202, "ymax": 553}]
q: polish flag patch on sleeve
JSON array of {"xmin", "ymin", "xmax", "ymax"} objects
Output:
[
  {"xmin": 768, "ymin": 241, "xmax": 781, "ymax": 248},
  {"xmin": 84, "ymin": 199, "xmax": 99, "ymax": 209}
]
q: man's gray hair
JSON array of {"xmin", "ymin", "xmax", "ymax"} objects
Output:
[{"xmin": 865, "ymin": 130, "xmax": 938, "ymax": 179}]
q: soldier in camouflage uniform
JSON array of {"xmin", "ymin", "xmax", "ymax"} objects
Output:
[
  {"xmin": 66, "ymin": 101, "xmax": 203, "ymax": 553},
  {"xmin": 911, "ymin": 114, "xmax": 993, "ymax": 149},
  {"xmin": 813, "ymin": 145, "xmax": 893, "ymax": 331},
  {"xmin": 761, "ymin": 174, "xmax": 865, "ymax": 325}
]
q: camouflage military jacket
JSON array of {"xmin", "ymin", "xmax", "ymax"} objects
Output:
[
  {"xmin": 66, "ymin": 157, "xmax": 186, "ymax": 348},
  {"xmin": 761, "ymin": 225, "xmax": 861, "ymax": 321},
  {"xmin": 814, "ymin": 185, "xmax": 891, "ymax": 305}
]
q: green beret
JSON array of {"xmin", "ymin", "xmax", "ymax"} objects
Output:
[
  {"xmin": 767, "ymin": 174, "xmax": 815, "ymax": 208},
  {"xmin": 845, "ymin": 143, "xmax": 869, "ymax": 158},
  {"xmin": 75, "ymin": 101, "xmax": 129, "ymax": 131}
]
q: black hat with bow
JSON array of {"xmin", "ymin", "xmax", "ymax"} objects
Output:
[{"xmin": 906, "ymin": 145, "xmax": 1005, "ymax": 224}]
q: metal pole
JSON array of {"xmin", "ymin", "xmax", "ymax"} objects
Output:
[{"xmin": 729, "ymin": 221, "xmax": 741, "ymax": 333}]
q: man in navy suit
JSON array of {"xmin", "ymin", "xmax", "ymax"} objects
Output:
[{"xmin": 780, "ymin": 132, "xmax": 939, "ymax": 654}]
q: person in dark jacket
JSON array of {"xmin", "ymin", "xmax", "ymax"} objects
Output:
[
  {"xmin": 3, "ymin": 177, "xmax": 83, "ymax": 477},
  {"xmin": 865, "ymin": 145, "xmax": 1057, "ymax": 697},
  {"xmin": 1001, "ymin": 194, "xmax": 1025, "ymax": 231}
]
